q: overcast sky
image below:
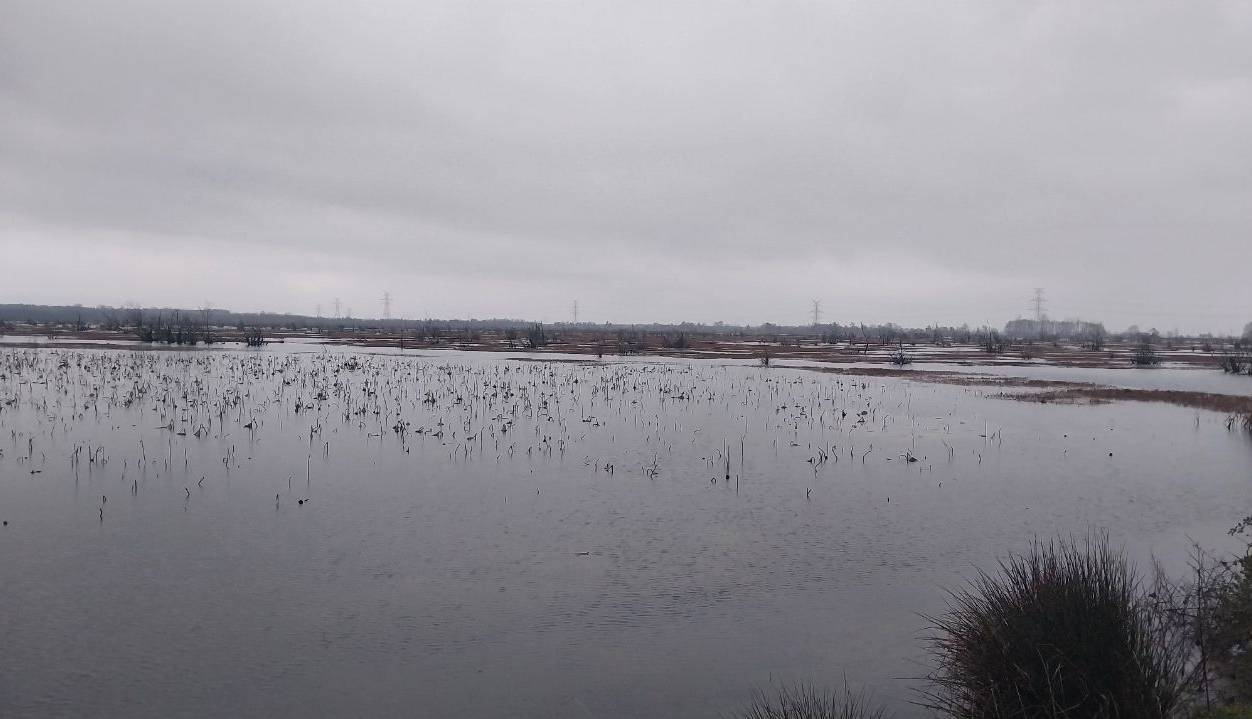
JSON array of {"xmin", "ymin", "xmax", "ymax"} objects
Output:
[{"xmin": 2, "ymin": 1, "xmax": 1249, "ymax": 332}]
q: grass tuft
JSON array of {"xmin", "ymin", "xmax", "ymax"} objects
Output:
[
  {"xmin": 733, "ymin": 683, "xmax": 889, "ymax": 719},
  {"xmin": 919, "ymin": 534, "xmax": 1192, "ymax": 718}
]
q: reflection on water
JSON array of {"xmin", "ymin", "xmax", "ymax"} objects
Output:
[{"xmin": 1, "ymin": 347, "xmax": 1250, "ymax": 717}]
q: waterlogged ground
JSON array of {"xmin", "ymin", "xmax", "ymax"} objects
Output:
[{"xmin": 1, "ymin": 347, "xmax": 1250, "ymax": 718}]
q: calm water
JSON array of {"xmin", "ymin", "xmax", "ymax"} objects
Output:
[{"xmin": 1, "ymin": 347, "xmax": 1250, "ymax": 717}]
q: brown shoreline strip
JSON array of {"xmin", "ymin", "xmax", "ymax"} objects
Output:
[
  {"xmin": 788, "ymin": 363, "xmax": 1252, "ymax": 416},
  {"xmin": 789, "ymin": 364, "xmax": 1092, "ymax": 389},
  {"xmin": 1014, "ymin": 387, "xmax": 1252, "ymax": 415}
]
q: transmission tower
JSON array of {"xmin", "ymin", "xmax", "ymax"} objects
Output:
[
  {"xmin": 333, "ymin": 297, "xmax": 341, "ymax": 318},
  {"xmin": 1031, "ymin": 288, "xmax": 1047, "ymax": 324},
  {"xmin": 316, "ymin": 304, "xmax": 322, "ymax": 318},
  {"xmin": 811, "ymin": 299, "xmax": 822, "ymax": 326},
  {"xmin": 572, "ymin": 299, "xmax": 579, "ymax": 325},
  {"xmin": 382, "ymin": 291, "xmax": 392, "ymax": 320}
]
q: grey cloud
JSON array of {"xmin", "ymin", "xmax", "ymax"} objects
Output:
[{"xmin": 1, "ymin": 1, "xmax": 1250, "ymax": 330}]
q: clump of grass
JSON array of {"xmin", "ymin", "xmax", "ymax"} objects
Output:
[
  {"xmin": 734, "ymin": 683, "xmax": 889, "ymax": 719},
  {"xmin": 920, "ymin": 534, "xmax": 1192, "ymax": 718}
]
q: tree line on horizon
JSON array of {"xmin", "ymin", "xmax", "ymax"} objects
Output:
[{"xmin": 0, "ymin": 303, "xmax": 1248, "ymax": 345}]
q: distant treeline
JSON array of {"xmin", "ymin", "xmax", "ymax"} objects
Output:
[
  {"xmin": 0, "ymin": 304, "xmax": 564, "ymax": 334},
  {"xmin": 0, "ymin": 303, "xmax": 989, "ymax": 338},
  {"xmin": 0, "ymin": 303, "xmax": 1246, "ymax": 345},
  {"xmin": 0, "ymin": 303, "xmax": 1006, "ymax": 341},
  {"xmin": 1003, "ymin": 318, "xmax": 1106, "ymax": 340}
]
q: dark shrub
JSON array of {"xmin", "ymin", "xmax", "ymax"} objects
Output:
[
  {"xmin": 526, "ymin": 323, "xmax": 547, "ymax": 348},
  {"xmin": 1219, "ymin": 352, "xmax": 1251, "ymax": 376},
  {"xmin": 1197, "ymin": 517, "xmax": 1252, "ymax": 701},
  {"xmin": 922, "ymin": 535, "xmax": 1191, "ymax": 718},
  {"xmin": 1131, "ymin": 343, "xmax": 1162, "ymax": 366}
]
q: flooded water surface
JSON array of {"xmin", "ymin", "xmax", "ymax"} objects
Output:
[{"xmin": 2, "ymin": 347, "xmax": 1250, "ymax": 717}]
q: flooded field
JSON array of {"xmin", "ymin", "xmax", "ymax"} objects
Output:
[{"xmin": 2, "ymin": 346, "xmax": 1250, "ymax": 718}]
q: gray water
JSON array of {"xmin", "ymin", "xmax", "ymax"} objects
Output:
[{"xmin": 1, "ymin": 347, "xmax": 1250, "ymax": 718}]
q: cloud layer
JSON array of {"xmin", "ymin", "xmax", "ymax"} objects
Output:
[{"xmin": 2, "ymin": 1, "xmax": 1249, "ymax": 331}]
